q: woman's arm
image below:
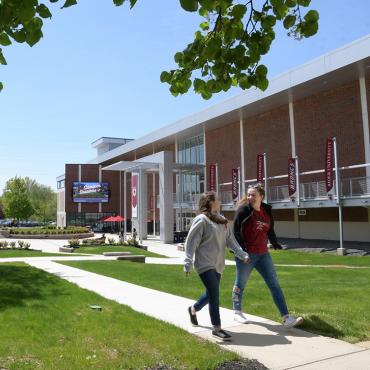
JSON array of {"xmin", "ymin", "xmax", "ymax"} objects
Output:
[
  {"xmin": 184, "ymin": 216, "xmax": 205, "ymax": 273},
  {"xmin": 226, "ymin": 226, "xmax": 249, "ymax": 261}
]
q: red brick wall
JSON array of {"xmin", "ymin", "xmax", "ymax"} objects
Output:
[
  {"xmin": 206, "ymin": 121, "xmax": 241, "ymax": 185},
  {"xmin": 244, "ymin": 104, "xmax": 291, "ymax": 186},
  {"xmin": 65, "ymin": 164, "xmax": 79, "ymax": 213},
  {"xmin": 294, "ymin": 81, "xmax": 365, "ymax": 182},
  {"xmin": 65, "ymin": 164, "xmax": 120, "ymax": 214}
]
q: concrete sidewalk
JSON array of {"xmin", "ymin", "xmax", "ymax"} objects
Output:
[{"xmin": 26, "ymin": 257, "xmax": 369, "ymax": 370}]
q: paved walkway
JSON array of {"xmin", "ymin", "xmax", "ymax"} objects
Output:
[{"xmin": 1, "ymin": 236, "xmax": 369, "ymax": 369}]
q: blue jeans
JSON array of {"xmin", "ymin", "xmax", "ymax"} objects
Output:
[
  {"xmin": 193, "ymin": 269, "xmax": 221, "ymax": 327},
  {"xmin": 232, "ymin": 252, "xmax": 289, "ymax": 317}
]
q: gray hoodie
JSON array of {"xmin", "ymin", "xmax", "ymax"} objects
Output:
[{"xmin": 184, "ymin": 214, "xmax": 248, "ymax": 275}]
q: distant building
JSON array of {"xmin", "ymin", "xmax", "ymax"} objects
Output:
[{"xmin": 57, "ymin": 35, "xmax": 370, "ymax": 244}]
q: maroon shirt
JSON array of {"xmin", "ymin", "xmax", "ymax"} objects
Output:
[{"xmin": 242, "ymin": 207, "xmax": 271, "ymax": 254}]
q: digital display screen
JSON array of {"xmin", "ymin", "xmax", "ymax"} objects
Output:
[{"xmin": 72, "ymin": 182, "xmax": 109, "ymax": 203}]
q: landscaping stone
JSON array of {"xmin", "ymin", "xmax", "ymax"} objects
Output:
[
  {"xmin": 102, "ymin": 252, "xmax": 132, "ymax": 256},
  {"xmin": 116, "ymin": 255, "xmax": 146, "ymax": 262},
  {"xmin": 59, "ymin": 246, "xmax": 75, "ymax": 253},
  {"xmin": 215, "ymin": 359, "xmax": 269, "ymax": 370}
]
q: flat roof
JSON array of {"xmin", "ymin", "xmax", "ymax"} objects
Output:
[{"xmin": 88, "ymin": 34, "xmax": 370, "ymax": 165}]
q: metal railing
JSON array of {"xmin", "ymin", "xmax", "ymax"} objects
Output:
[{"xmin": 156, "ymin": 176, "xmax": 370, "ymax": 207}]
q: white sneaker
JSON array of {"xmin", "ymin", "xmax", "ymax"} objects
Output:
[
  {"xmin": 283, "ymin": 315, "xmax": 303, "ymax": 328},
  {"xmin": 234, "ymin": 311, "xmax": 249, "ymax": 324}
]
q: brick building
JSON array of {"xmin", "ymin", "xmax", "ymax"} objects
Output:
[{"xmin": 57, "ymin": 35, "xmax": 370, "ymax": 244}]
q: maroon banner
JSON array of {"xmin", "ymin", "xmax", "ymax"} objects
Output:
[
  {"xmin": 325, "ymin": 138, "xmax": 334, "ymax": 193},
  {"xmin": 232, "ymin": 168, "xmax": 239, "ymax": 202},
  {"xmin": 257, "ymin": 154, "xmax": 264, "ymax": 183},
  {"xmin": 209, "ymin": 164, "xmax": 216, "ymax": 191},
  {"xmin": 288, "ymin": 158, "xmax": 296, "ymax": 196}
]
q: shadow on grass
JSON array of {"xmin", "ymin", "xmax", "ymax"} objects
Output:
[
  {"xmin": 301, "ymin": 315, "xmax": 344, "ymax": 338},
  {"xmin": 0, "ymin": 264, "xmax": 62, "ymax": 311}
]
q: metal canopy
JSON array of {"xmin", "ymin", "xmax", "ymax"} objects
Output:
[
  {"xmin": 102, "ymin": 160, "xmax": 160, "ymax": 173},
  {"xmin": 103, "ymin": 160, "xmax": 205, "ymax": 173}
]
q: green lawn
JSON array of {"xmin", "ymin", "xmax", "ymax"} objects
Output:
[
  {"xmin": 0, "ymin": 250, "xmax": 64, "ymax": 258},
  {"xmin": 76, "ymin": 245, "xmax": 165, "ymax": 257},
  {"xmin": 62, "ymin": 259, "xmax": 370, "ymax": 344},
  {"xmin": 0, "ymin": 263, "xmax": 237, "ymax": 370},
  {"xmin": 226, "ymin": 249, "xmax": 370, "ymax": 267}
]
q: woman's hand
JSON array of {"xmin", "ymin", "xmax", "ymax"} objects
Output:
[{"xmin": 243, "ymin": 256, "xmax": 250, "ymax": 264}]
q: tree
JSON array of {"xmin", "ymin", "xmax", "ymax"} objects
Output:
[
  {"xmin": 24, "ymin": 177, "xmax": 57, "ymax": 222},
  {"xmin": 2, "ymin": 177, "xmax": 34, "ymax": 221},
  {"xmin": 0, "ymin": 0, "xmax": 318, "ymax": 98}
]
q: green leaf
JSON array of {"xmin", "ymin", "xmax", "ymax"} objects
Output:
[
  {"xmin": 113, "ymin": 0, "xmax": 125, "ymax": 5},
  {"xmin": 11, "ymin": 30, "xmax": 27, "ymax": 43},
  {"xmin": 0, "ymin": 49, "xmax": 7, "ymax": 65},
  {"xmin": 129, "ymin": 0, "xmax": 138, "ymax": 8},
  {"xmin": 255, "ymin": 64, "xmax": 268, "ymax": 77},
  {"xmin": 0, "ymin": 33, "xmax": 12, "ymax": 46},
  {"xmin": 304, "ymin": 9, "xmax": 319, "ymax": 22},
  {"xmin": 231, "ymin": 4, "xmax": 246, "ymax": 19},
  {"xmin": 62, "ymin": 0, "xmax": 77, "ymax": 9},
  {"xmin": 180, "ymin": 0, "xmax": 198, "ymax": 12},
  {"xmin": 199, "ymin": 21, "xmax": 209, "ymax": 31},
  {"xmin": 283, "ymin": 14, "xmax": 296, "ymax": 29},
  {"xmin": 26, "ymin": 29, "xmax": 43, "ymax": 47},
  {"xmin": 0, "ymin": 82, "xmax": 3, "ymax": 92},
  {"xmin": 297, "ymin": 0, "xmax": 310, "ymax": 6},
  {"xmin": 160, "ymin": 71, "xmax": 170, "ymax": 83},
  {"xmin": 37, "ymin": 4, "xmax": 52, "ymax": 18},
  {"xmin": 257, "ymin": 77, "xmax": 269, "ymax": 91},
  {"xmin": 286, "ymin": 0, "xmax": 297, "ymax": 7}
]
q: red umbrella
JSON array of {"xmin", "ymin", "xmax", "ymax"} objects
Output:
[{"xmin": 103, "ymin": 215, "xmax": 125, "ymax": 222}]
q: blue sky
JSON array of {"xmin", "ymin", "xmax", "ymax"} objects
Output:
[{"xmin": 1, "ymin": 0, "xmax": 370, "ymax": 195}]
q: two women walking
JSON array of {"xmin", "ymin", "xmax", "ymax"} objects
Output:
[{"xmin": 184, "ymin": 187, "xmax": 303, "ymax": 341}]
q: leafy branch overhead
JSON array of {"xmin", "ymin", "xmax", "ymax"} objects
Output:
[{"xmin": 0, "ymin": 0, "xmax": 318, "ymax": 98}]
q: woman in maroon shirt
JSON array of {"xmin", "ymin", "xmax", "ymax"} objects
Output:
[{"xmin": 232, "ymin": 184, "xmax": 303, "ymax": 328}]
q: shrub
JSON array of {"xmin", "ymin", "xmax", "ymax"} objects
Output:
[
  {"xmin": 9, "ymin": 241, "xmax": 16, "ymax": 248},
  {"xmin": 68, "ymin": 239, "xmax": 80, "ymax": 247},
  {"xmin": 107, "ymin": 238, "xmax": 115, "ymax": 245},
  {"xmin": 126, "ymin": 237, "xmax": 138, "ymax": 247},
  {"xmin": 0, "ymin": 241, "xmax": 9, "ymax": 248},
  {"xmin": 23, "ymin": 242, "xmax": 31, "ymax": 250},
  {"xmin": 82, "ymin": 239, "xmax": 89, "ymax": 245},
  {"xmin": 17, "ymin": 240, "xmax": 25, "ymax": 249}
]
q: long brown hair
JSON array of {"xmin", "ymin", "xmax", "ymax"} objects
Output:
[
  {"xmin": 239, "ymin": 183, "xmax": 265, "ymax": 206},
  {"xmin": 198, "ymin": 191, "xmax": 228, "ymax": 224}
]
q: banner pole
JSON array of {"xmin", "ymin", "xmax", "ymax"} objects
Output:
[
  {"xmin": 333, "ymin": 137, "xmax": 344, "ymax": 255},
  {"xmin": 238, "ymin": 166, "xmax": 241, "ymax": 201},
  {"xmin": 263, "ymin": 153, "xmax": 268, "ymax": 202},
  {"xmin": 296, "ymin": 156, "xmax": 300, "ymax": 207}
]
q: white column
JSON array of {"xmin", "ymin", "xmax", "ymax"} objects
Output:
[
  {"xmin": 98, "ymin": 165, "xmax": 102, "ymax": 213},
  {"xmin": 138, "ymin": 168, "xmax": 148, "ymax": 241},
  {"xmin": 78, "ymin": 165, "xmax": 81, "ymax": 213},
  {"xmin": 159, "ymin": 151, "xmax": 174, "ymax": 243},
  {"xmin": 289, "ymin": 95, "xmax": 297, "ymax": 158},
  {"xmin": 240, "ymin": 116, "xmax": 246, "ymax": 195},
  {"xmin": 359, "ymin": 75, "xmax": 370, "ymax": 178}
]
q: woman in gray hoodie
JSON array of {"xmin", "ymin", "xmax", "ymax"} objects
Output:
[{"xmin": 184, "ymin": 191, "xmax": 249, "ymax": 341}]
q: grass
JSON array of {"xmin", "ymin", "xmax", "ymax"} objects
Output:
[
  {"xmin": 0, "ymin": 263, "xmax": 238, "ymax": 370},
  {"xmin": 76, "ymin": 245, "xmax": 166, "ymax": 257},
  {"xmin": 62, "ymin": 258, "xmax": 370, "ymax": 344},
  {"xmin": 226, "ymin": 249, "xmax": 370, "ymax": 267},
  {"xmin": 0, "ymin": 250, "xmax": 64, "ymax": 258}
]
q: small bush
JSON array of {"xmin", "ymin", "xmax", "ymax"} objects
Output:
[
  {"xmin": 0, "ymin": 241, "xmax": 9, "ymax": 248},
  {"xmin": 82, "ymin": 239, "xmax": 89, "ymax": 245},
  {"xmin": 18, "ymin": 240, "xmax": 25, "ymax": 249},
  {"xmin": 68, "ymin": 239, "xmax": 80, "ymax": 247},
  {"xmin": 107, "ymin": 238, "xmax": 115, "ymax": 245},
  {"xmin": 23, "ymin": 242, "xmax": 31, "ymax": 250},
  {"xmin": 126, "ymin": 237, "xmax": 138, "ymax": 247},
  {"xmin": 9, "ymin": 241, "xmax": 16, "ymax": 248}
]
